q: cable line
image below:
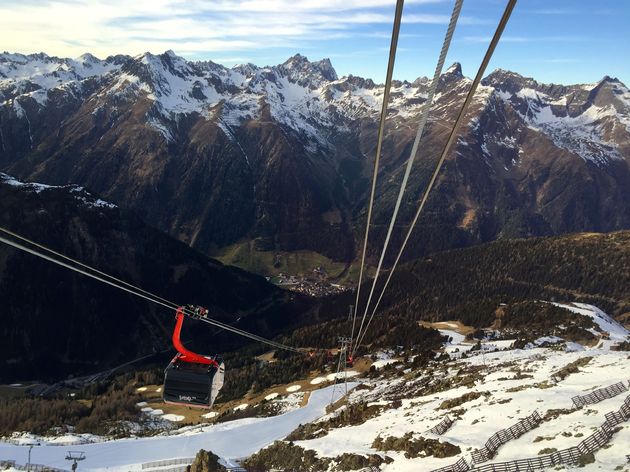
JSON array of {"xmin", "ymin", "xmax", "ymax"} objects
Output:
[
  {"xmin": 0, "ymin": 226, "xmax": 179, "ymax": 311},
  {"xmin": 354, "ymin": 0, "xmax": 463, "ymax": 346},
  {"xmin": 0, "ymin": 229, "xmax": 303, "ymax": 354},
  {"xmin": 352, "ymin": 0, "xmax": 405, "ymax": 347},
  {"xmin": 353, "ymin": 0, "xmax": 518, "ymax": 356}
]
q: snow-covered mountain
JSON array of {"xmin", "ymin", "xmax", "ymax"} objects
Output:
[{"xmin": 1, "ymin": 51, "xmax": 630, "ymax": 264}]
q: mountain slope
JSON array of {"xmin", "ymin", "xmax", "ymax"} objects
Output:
[
  {"xmin": 1, "ymin": 51, "xmax": 629, "ymax": 269},
  {"xmin": 318, "ymin": 231, "xmax": 630, "ymax": 331},
  {"xmin": 0, "ymin": 173, "xmax": 305, "ymax": 382}
]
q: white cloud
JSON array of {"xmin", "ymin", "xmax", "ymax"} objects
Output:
[{"xmin": 0, "ymin": 0, "xmax": 484, "ymax": 59}]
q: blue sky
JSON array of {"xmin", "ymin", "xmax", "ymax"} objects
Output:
[{"xmin": 0, "ymin": 0, "xmax": 628, "ymax": 85}]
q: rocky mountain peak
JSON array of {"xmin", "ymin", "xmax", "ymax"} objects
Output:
[
  {"xmin": 344, "ymin": 74, "xmax": 376, "ymax": 89},
  {"xmin": 311, "ymin": 58, "xmax": 337, "ymax": 81},
  {"xmin": 78, "ymin": 52, "xmax": 99, "ymax": 64},
  {"xmin": 601, "ymin": 75, "xmax": 622, "ymax": 84},
  {"xmin": 104, "ymin": 54, "xmax": 131, "ymax": 65},
  {"xmin": 482, "ymin": 68, "xmax": 534, "ymax": 92},
  {"xmin": 444, "ymin": 62, "xmax": 463, "ymax": 78},
  {"xmin": 438, "ymin": 62, "xmax": 464, "ymax": 89},
  {"xmin": 231, "ymin": 62, "xmax": 260, "ymax": 77},
  {"xmin": 280, "ymin": 53, "xmax": 338, "ymax": 87}
]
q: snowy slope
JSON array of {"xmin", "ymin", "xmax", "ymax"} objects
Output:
[
  {"xmin": 0, "ymin": 173, "xmax": 116, "ymax": 209},
  {"xmin": 552, "ymin": 302, "xmax": 630, "ymax": 349},
  {"xmin": 490, "ymin": 75, "xmax": 630, "ymax": 165},
  {"xmin": 296, "ymin": 342, "xmax": 630, "ymax": 471},
  {"xmin": 2, "ymin": 304, "xmax": 628, "ymax": 471},
  {"xmin": 0, "ymin": 385, "xmax": 356, "ymax": 470}
]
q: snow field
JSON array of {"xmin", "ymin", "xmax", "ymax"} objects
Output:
[
  {"xmin": 0, "ymin": 384, "xmax": 359, "ymax": 471},
  {"xmin": 160, "ymin": 414, "xmax": 185, "ymax": 422},
  {"xmin": 295, "ymin": 333, "xmax": 630, "ymax": 471},
  {"xmin": 326, "ymin": 370, "xmax": 360, "ymax": 382}
]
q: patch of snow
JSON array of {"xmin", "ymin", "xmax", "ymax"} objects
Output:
[
  {"xmin": 517, "ymin": 88, "xmax": 548, "ymax": 101},
  {"xmin": 366, "ymin": 400, "xmax": 391, "ymax": 408},
  {"xmin": 533, "ymin": 335, "xmax": 563, "ymax": 346},
  {"xmin": 1, "ymin": 173, "xmax": 54, "ymax": 193},
  {"xmin": 325, "ymin": 371, "xmax": 360, "ymax": 382},
  {"xmin": 161, "ymin": 414, "xmax": 185, "ymax": 422},
  {"xmin": 552, "ymin": 302, "xmax": 629, "ymax": 349},
  {"xmin": 286, "ymin": 385, "xmax": 302, "ymax": 392},
  {"xmin": 564, "ymin": 341, "xmax": 586, "ymax": 352},
  {"xmin": 233, "ymin": 403, "xmax": 249, "ymax": 411},
  {"xmin": 496, "ymin": 89, "xmax": 513, "ymax": 101},
  {"xmin": 439, "ymin": 329, "xmax": 466, "ymax": 346},
  {"xmin": 296, "ymin": 342, "xmax": 630, "ymax": 470},
  {"xmin": 264, "ymin": 392, "xmax": 279, "ymax": 401},
  {"xmin": 371, "ymin": 359, "xmax": 398, "ymax": 370},
  {"xmin": 522, "ymin": 102, "xmax": 626, "ymax": 164},
  {"xmin": 47, "ymin": 435, "xmax": 85, "ymax": 445}
]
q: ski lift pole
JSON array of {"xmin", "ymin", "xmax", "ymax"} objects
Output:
[
  {"xmin": 330, "ymin": 336, "xmax": 352, "ymax": 404},
  {"xmin": 65, "ymin": 451, "xmax": 86, "ymax": 472}
]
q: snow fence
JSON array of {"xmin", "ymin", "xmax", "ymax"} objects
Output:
[
  {"xmin": 571, "ymin": 380, "xmax": 627, "ymax": 408},
  {"xmin": 430, "ymin": 393, "xmax": 630, "ymax": 472}
]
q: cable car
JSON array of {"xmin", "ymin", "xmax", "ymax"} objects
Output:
[{"xmin": 163, "ymin": 306, "xmax": 225, "ymax": 409}]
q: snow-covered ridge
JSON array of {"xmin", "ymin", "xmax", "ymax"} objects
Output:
[
  {"xmin": 494, "ymin": 78, "xmax": 630, "ymax": 165},
  {"xmin": 0, "ymin": 173, "xmax": 116, "ymax": 209},
  {"xmin": 2, "ymin": 50, "xmax": 628, "ymax": 158}
]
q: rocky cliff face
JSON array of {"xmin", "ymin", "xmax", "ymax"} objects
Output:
[{"xmin": 1, "ymin": 51, "xmax": 629, "ymax": 265}]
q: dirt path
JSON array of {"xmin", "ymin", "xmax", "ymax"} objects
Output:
[{"xmin": 420, "ymin": 320, "xmax": 475, "ymax": 336}]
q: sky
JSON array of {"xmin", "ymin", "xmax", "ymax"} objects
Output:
[{"xmin": 0, "ymin": 0, "xmax": 628, "ymax": 85}]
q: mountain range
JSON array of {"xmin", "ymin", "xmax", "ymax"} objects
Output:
[{"xmin": 1, "ymin": 50, "xmax": 629, "ymax": 271}]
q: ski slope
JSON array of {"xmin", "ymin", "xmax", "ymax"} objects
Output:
[
  {"xmin": 294, "ymin": 313, "xmax": 630, "ymax": 472},
  {"xmin": 1, "ymin": 303, "xmax": 628, "ymax": 471},
  {"xmin": 0, "ymin": 384, "xmax": 357, "ymax": 471}
]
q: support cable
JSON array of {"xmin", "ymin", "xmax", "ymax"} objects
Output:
[
  {"xmin": 0, "ymin": 230, "xmax": 302, "ymax": 354},
  {"xmin": 0, "ymin": 226, "xmax": 179, "ymax": 311},
  {"xmin": 355, "ymin": 0, "xmax": 464, "ymax": 346},
  {"xmin": 353, "ymin": 0, "xmax": 518, "ymax": 356},
  {"xmin": 352, "ymin": 0, "xmax": 405, "ymax": 347}
]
